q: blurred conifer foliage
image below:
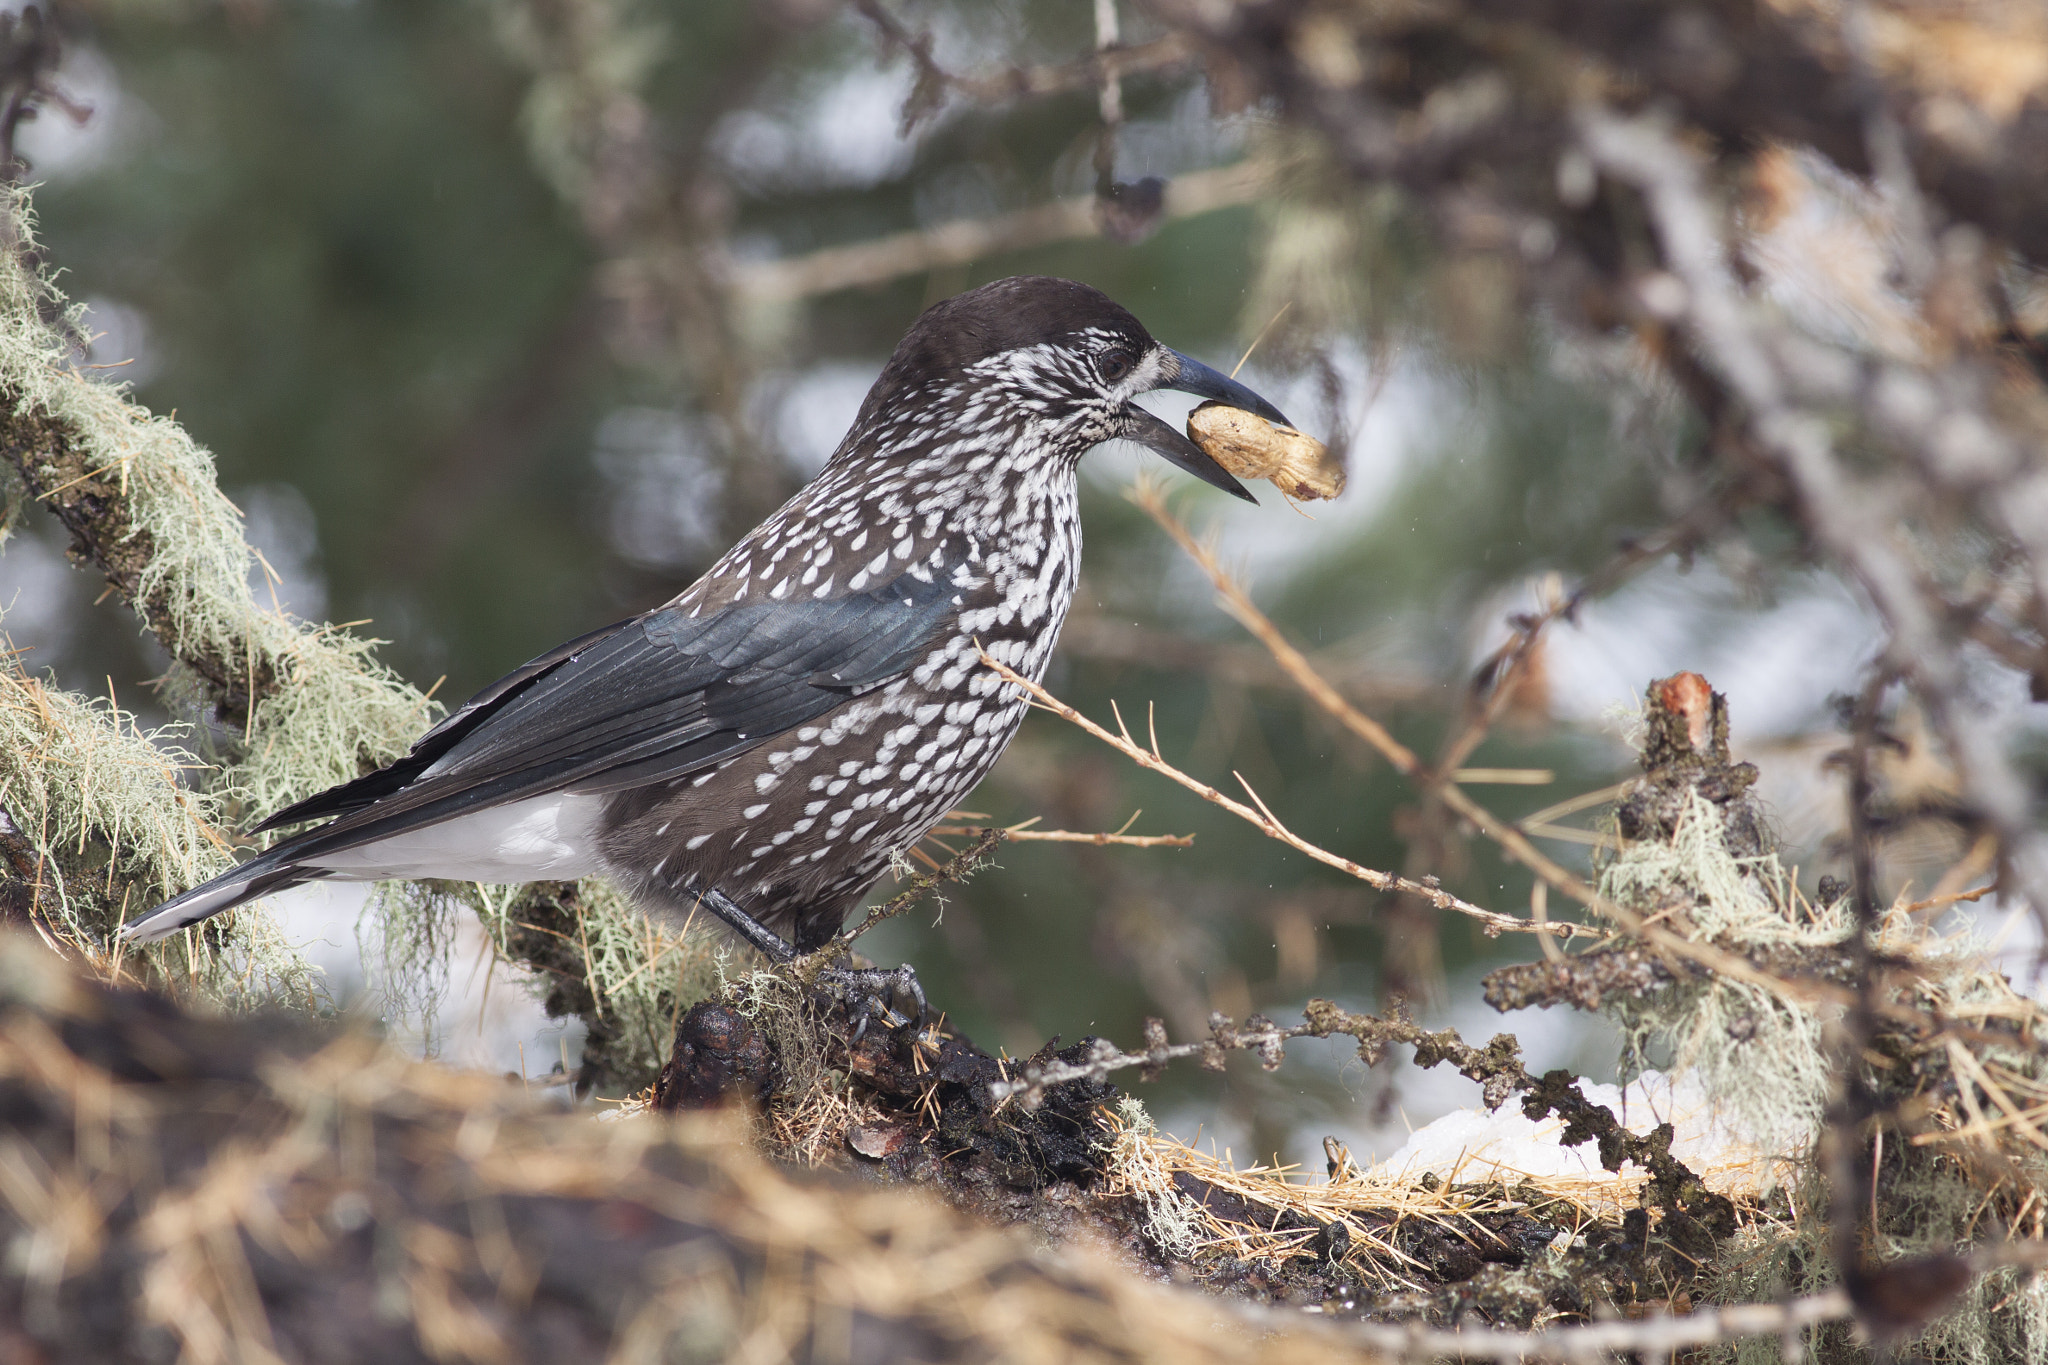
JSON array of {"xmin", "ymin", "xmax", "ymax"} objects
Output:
[{"xmin": 5, "ymin": 0, "xmax": 2043, "ymax": 1168}]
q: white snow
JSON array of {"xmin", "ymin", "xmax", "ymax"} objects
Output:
[{"xmin": 1380, "ymin": 1068, "xmax": 1786, "ymax": 1196}]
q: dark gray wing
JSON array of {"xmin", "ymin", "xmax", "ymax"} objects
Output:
[
  {"xmin": 257, "ymin": 548, "xmax": 975, "ymax": 857},
  {"xmin": 252, "ymin": 617, "xmax": 636, "ymax": 832}
]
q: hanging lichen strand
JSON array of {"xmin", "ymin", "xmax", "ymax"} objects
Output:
[{"xmin": 0, "ymin": 184, "xmax": 720, "ymax": 1058}]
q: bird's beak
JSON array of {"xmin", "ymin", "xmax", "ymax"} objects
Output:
[
  {"xmin": 1116, "ymin": 348, "xmax": 1292, "ymax": 504},
  {"xmin": 1157, "ymin": 349, "xmax": 1294, "ymax": 428},
  {"xmin": 1118, "ymin": 407, "xmax": 1259, "ymax": 503}
]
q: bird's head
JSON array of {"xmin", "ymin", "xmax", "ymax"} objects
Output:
[{"xmin": 844, "ymin": 276, "xmax": 1291, "ymax": 503}]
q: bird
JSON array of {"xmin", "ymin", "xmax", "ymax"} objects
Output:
[{"xmin": 121, "ymin": 276, "xmax": 1290, "ymax": 1013}]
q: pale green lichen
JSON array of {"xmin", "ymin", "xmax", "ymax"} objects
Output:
[
  {"xmin": 0, "ymin": 183, "xmax": 718, "ymax": 1053},
  {"xmin": 0, "ymin": 186, "xmax": 432, "ymax": 1005},
  {"xmin": 0, "ymin": 649, "xmax": 323, "ymax": 1009},
  {"xmin": 1598, "ymin": 789, "xmax": 1845, "ymax": 1158},
  {"xmin": 0, "ymin": 194, "xmax": 437, "ymax": 835},
  {"xmin": 1593, "ymin": 787, "xmax": 2048, "ymax": 1363},
  {"xmin": 472, "ymin": 878, "xmax": 727, "ymax": 1089},
  {"xmin": 1102, "ymin": 1096, "xmax": 1206, "ymax": 1261},
  {"xmin": 1714, "ymin": 1154, "xmax": 2048, "ymax": 1365}
]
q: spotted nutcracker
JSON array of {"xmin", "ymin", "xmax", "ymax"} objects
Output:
[{"xmin": 122, "ymin": 277, "xmax": 1290, "ymax": 1009}]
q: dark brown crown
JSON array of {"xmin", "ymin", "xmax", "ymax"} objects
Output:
[{"xmin": 851, "ymin": 276, "xmax": 1152, "ymax": 429}]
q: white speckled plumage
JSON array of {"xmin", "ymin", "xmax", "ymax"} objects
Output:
[
  {"xmin": 596, "ymin": 335, "xmax": 1095, "ymax": 948},
  {"xmin": 121, "ymin": 276, "xmax": 1281, "ymax": 954}
]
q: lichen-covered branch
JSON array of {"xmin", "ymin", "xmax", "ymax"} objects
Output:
[
  {"xmin": 0, "ymin": 184, "xmax": 434, "ymax": 965},
  {"xmin": 0, "ymin": 173, "xmax": 714, "ymax": 1052}
]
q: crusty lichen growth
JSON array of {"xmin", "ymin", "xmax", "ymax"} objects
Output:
[
  {"xmin": 1702, "ymin": 903, "xmax": 2048, "ymax": 1364},
  {"xmin": 1101, "ymin": 1097, "xmax": 1206, "ymax": 1260}
]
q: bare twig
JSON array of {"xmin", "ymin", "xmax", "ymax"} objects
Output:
[
  {"xmin": 928, "ymin": 823, "xmax": 1192, "ymax": 849},
  {"xmin": 1128, "ymin": 482, "xmax": 1624, "ymax": 922},
  {"xmin": 724, "ymin": 161, "xmax": 1268, "ymax": 302},
  {"xmin": 1059, "ymin": 611, "xmax": 1433, "ymax": 708},
  {"xmin": 0, "ymin": 9, "xmax": 81, "ymax": 186},
  {"xmin": 1335, "ymin": 1289, "xmax": 1851, "ymax": 1363},
  {"xmin": 827, "ymin": 827, "xmax": 1007, "ymax": 953},
  {"xmin": 976, "ymin": 648, "xmax": 1589, "ymax": 944},
  {"xmin": 1900, "ymin": 883, "xmax": 1996, "ymax": 916},
  {"xmin": 980, "ymin": 649, "xmax": 1893, "ymax": 1012},
  {"xmin": 850, "ymin": 0, "xmax": 1195, "ymax": 115},
  {"xmin": 1828, "ymin": 668, "xmax": 1895, "ymax": 1295},
  {"xmin": 1091, "ymin": 0, "xmax": 1124, "ymax": 193}
]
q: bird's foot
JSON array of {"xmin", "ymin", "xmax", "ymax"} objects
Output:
[{"xmin": 814, "ymin": 962, "xmax": 927, "ymax": 1040}]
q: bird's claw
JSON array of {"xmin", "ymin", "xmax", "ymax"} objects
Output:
[{"xmin": 815, "ymin": 963, "xmax": 927, "ymax": 1040}]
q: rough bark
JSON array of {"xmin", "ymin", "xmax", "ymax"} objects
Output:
[{"xmin": 652, "ymin": 954, "xmax": 1740, "ymax": 1322}]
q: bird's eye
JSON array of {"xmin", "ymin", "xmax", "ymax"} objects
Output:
[{"xmin": 1097, "ymin": 348, "xmax": 1135, "ymax": 384}]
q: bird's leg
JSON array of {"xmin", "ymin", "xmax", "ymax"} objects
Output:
[
  {"xmin": 700, "ymin": 886, "xmax": 924, "ymax": 1036},
  {"xmin": 698, "ymin": 885, "xmax": 799, "ymax": 962}
]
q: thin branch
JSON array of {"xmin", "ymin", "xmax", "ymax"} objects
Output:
[
  {"xmin": 1127, "ymin": 482, "xmax": 1627, "ymax": 922},
  {"xmin": 1336, "ymin": 1290, "xmax": 1851, "ymax": 1363},
  {"xmin": 976, "ymin": 649, "xmax": 1588, "ymax": 944},
  {"xmin": 1828, "ymin": 668, "xmax": 1894, "ymax": 1296},
  {"xmin": 851, "ymin": 0, "xmax": 1195, "ymax": 111},
  {"xmin": 826, "ymin": 827, "xmax": 1007, "ymax": 953},
  {"xmin": 1901, "ymin": 883, "xmax": 1996, "ymax": 915},
  {"xmin": 1059, "ymin": 611, "xmax": 1434, "ymax": 708},
  {"xmin": 723, "ymin": 161, "xmax": 1268, "ymax": 303},
  {"xmin": 0, "ymin": 10, "xmax": 79, "ymax": 186},
  {"xmin": 928, "ymin": 823, "xmax": 1193, "ymax": 849},
  {"xmin": 981, "ymin": 649, "xmax": 1891, "ymax": 1012},
  {"xmin": 1091, "ymin": 0, "xmax": 1124, "ymax": 194}
]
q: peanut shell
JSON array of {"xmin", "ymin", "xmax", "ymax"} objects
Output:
[{"xmin": 1186, "ymin": 401, "xmax": 1345, "ymax": 501}]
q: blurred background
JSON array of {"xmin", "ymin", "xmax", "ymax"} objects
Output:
[{"xmin": 2, "ymin": 0, "xmax": 2025, "ymax": 1170}]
